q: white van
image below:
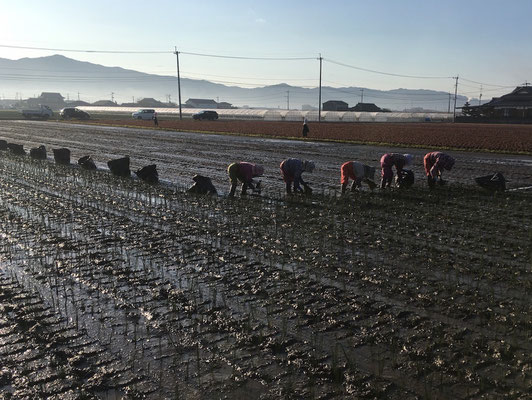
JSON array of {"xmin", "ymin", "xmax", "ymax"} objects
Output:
[{"xmin": 132, "ymin": 109, "xmax": 156, "ymax": 120}]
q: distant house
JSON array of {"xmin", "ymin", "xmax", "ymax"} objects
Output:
[
  {"xmin": 475, "ymin": 86, "xmax": 532, "ymax": 121},
  {"xmin": 350, "ymin": 103, "xmax": 382, "ymax": 112},
  {"xmin": 217, "ymin": 102, "xmax": 234, "ymax": 109},
  {"xmin": 27, "ymin": 92, "xmax": 65, "ymax": 110},
  {"xmin": 65, "ymin": 100, "xmax": 91, "ymax": 107},
  {"xmin": 92, "ymin": 100, "xmax": 118, "ymax": 107},
  {"xmin": 136, "ymin": 98, "xmax": 167, "ymax": 107},
  {"xmin": 323, "ymin": 100, "xmax": 349, "ymax": 111},
  {"xmin": 185, "ymin": 98, "xmax": 219, "ymax": 109}
]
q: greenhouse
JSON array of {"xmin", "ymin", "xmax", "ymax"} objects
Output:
[{"xmin": 81, "ymin": 106, "xmax": 453, "ymax": 122}]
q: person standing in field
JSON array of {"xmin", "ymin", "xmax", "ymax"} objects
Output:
[
  {"xmin": 227, "ymin": 162, "xmax": 264, "ymax": 197},
  {"xmin": 340, "ymin": 161, "xmax": 377, "ymax": 193},
  {"xmin": 380, "ymin": 153, "xmax": 413, "ymax": 188},
  {"xmin": 280, "ymin": 158, "xmax": 315, "ymax": 194},
  {"xmin": 423, "ymin": 151, "xmax": 455, "ymax": 188},
  {"xmin": 302, "ymin": 117, "xmax": 309, "ymax": 138},
  {"xmin": 153, "ymin": 111, "xmax": 159, "ymax": 127}
]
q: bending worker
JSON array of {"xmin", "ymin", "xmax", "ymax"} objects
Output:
[
  {"xmin": 280, "ymin": 158, "xmax": 315, "ymax": 194},
  {"xmin": 341, "ymin": 161, "xmax": 377, "ymax": 193},
  {"xmin": 380, "ymin": 153, "xmax": 413, "ymax": 188},
  {"xmin": 423, "ymin": 151, "xmax": 455, "ymax": 188},
  {"xmin": 227, "ymin": 162, "xmax": 264, "ymax": 197}
]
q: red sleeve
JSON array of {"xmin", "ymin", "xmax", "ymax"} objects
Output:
[
  {"xmin": 424, "ymin": 153, "xmax": 435, "ymax": 176},
  {"xmin": 340, "ymin": 162, "xmax": 351, "ymax": 185}
]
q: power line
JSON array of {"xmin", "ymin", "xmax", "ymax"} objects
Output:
[
  {"xmin": 324, "ymin": 85, "xmax": 450, "ymax": 100},
  {"xmin": 322, "ymin": 82, "xmax": 454, "ymax": 96},
  {"xmin": 2, "ymin": 43, "xmax": 523, "ymax": 106},
  {"xmin": 181, "ymin": 71, "xmax": 317, "ymax": 82},
  {"xmin": 2, "ymin": 43, "xmax": 523, "ymax": 89},
  {"xmin": 0, "ymin": 44, "xmax": 315, "ymax": 60},
  {"xmin": 324, "ymin": 58, "xmax": 452, "ymax": 80},
  {"xmin": 180, "ymin": 51, "xmax": 315, "ymax": 61},
  {"xmin": 460, "ymin": 77, "xmax": 515, "ymax": 88},
  {"xmin": 0, "ymin": 65, "xmax": 318, "ymax": 83},
  {"xmin": 0, "ymin": 44, "xmax": 171, "ymax": 54}
]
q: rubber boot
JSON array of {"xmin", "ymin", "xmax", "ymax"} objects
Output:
[
  {"xmin": 229, "ymin": 183, "xmax": 237, "ymax": 197},
  {"xmin": 427, "ymin": 176, "xmax": 435, "ymax": 189},
  {"xmin": 341, "ymin": 183, "xmax": 348, "ymax": 194}
]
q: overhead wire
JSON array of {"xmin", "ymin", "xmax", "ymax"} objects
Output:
[
  {"xmin": 0, "ymin": 43, "xmax": 523, "ymax": 102},
  {"xmin": 1, "ymin": 43, "xmax": 521, "ymax": 88},
  {"xmin": 460, "ymin": 76, "xmax": 515, "ymax": 88},
  {"xmin": 179, "ymin": 51, "xmax": 315, "ymax": 61},
  {"xmin": 324, "ymin": 58, "xmax": 453, "ymax": 80},
  {"xmin": 0, "ymin": 44, "xmax": 171, "ymax": 54},
  {"xmin": 325, "ymin": 88, "xmax": 450, "ymax": 103}
]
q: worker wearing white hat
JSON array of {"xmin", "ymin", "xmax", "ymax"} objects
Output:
[{"xmin": 280, "ymin": 158, "xmax": 315, "ymax": 194}]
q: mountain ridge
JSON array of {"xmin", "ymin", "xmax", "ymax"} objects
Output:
[{"xmin": 0, "ymin": 55, "xmax": 466, "ymax": 111}]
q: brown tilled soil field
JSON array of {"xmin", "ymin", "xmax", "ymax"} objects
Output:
[{"xmin": 88, "ymin": 119, "xmax": 532, "ymax": 153}]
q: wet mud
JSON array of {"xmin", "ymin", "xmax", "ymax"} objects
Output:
[{"xmin": 0, "ymin": 122, "xmax": 531, "ymax": 399}]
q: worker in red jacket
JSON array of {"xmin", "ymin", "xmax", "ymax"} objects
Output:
[
  {"xmin": 380, "ymin": 153, "xmax": 413, "ymax": 188},
  {"xmin": 227, "ymin": 162, "xmax": 264, "ymax": 197},
  {"xmin": 423, "ymin": 151, "xmax": 455, "ymax": 188},
  {"xmin": 340, "ymin": 161, "xmax": 376, "ymax": 193}
]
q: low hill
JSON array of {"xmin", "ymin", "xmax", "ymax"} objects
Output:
[{"xmin": 0, "ymin": 55, "xmax": 466, "ymax": 111}]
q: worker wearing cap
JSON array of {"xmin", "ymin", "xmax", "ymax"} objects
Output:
[
  {"xmin": 380, "ymin": 153, "xmax": 414, "ymax": 188},
  {"xmin": 227, "ymin": 162, "xmax": 264, "ymax": 197},
  {"xmin": 423, "ymin": 151, "xmax": 455, "ymax": 188},
  {"xmin": 280, "ymin": 158, "xmax": 315, "ymax": 194},
  {"xmin": 341, "ymin": 161, "xmax": 377, "ymax": 193}
]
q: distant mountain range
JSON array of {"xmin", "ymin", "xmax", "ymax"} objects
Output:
[{"xmin": 0, "ymin": 55, "xmax": 469, "ymax": 111}]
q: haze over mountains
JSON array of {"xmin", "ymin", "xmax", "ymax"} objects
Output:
[{"xmin": 0, "ymin": 55, "xmax": 467, "ymax": 111}]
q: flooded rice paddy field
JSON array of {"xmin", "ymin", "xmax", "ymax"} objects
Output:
[{"xmin": 0, "ymin": 121, "xmax": 531, "ymax": 399}]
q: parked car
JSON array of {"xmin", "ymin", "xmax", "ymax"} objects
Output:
[
  {"xmin": 21, "ymin": 105, "xmax": 53, "ymax": 120},
  {"xmin": 192, "ymin": 110, "xmax": 219, "ymax": 121},
  {"xmin": 60, "ymin": 107, "xmax": 90, "ymax": 120},
  {"xmin": 132, "ymin": 109, "xmax": 156, "ymax": 120}
]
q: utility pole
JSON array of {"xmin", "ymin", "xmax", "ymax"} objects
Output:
[
  {"xmin": 77, "ymin": 92, "xmax": 80, "ymax": 101},
  {"xmin": 318, "ymin": 54, "xmax": 322, "ymax": 122},
  {"xmin": 360, "ymin": 88, "xmax": 364, "ymax": 103},
  {"xmin": 286, "ymin": 90, "xmax": 290, "ymax": 110},
  {"xmin": 448, "ymin": 92, "xmax": 451, "ymax": 113},
  {"xmin": 479, "ymin": 85, "xmax": 483, "ymax": 106},
  {"xmin": 174, "ymin": 46, "xmax": 182, "ymax": 119},
  {"xmin": 453, "ymin": 76, "xmax": 459, "ymax": 122},
  {"xmin": 111, "ymin": 92, "xmax": 115, "ymax": 103}
]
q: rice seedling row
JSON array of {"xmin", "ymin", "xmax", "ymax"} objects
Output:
[{"xmin": 1, "ymin": 151, "xmax": 530, "ymax": 399}]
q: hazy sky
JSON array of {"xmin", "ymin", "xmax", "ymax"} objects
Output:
[{"xmin": 1, "ymin": 0, "xmax": 531, "ymax": 99}]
